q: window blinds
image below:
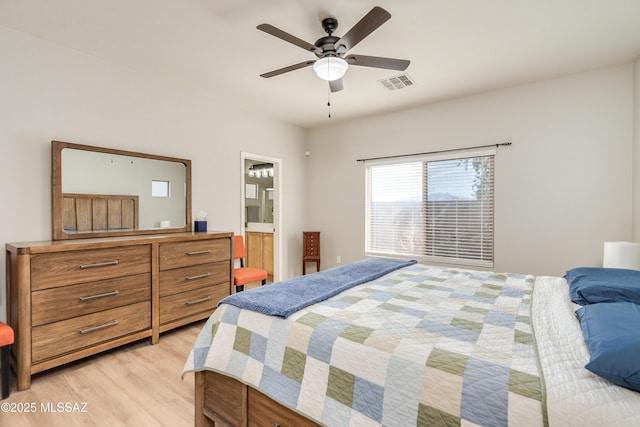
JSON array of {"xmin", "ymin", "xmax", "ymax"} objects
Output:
[{"xmin": 366, "ymin": 153, "xmax": 494, "ymax": 267}]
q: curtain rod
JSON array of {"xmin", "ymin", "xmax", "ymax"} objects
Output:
[{"xmin": 356, "ymin": 142, "xmax": 512, "ymax": 162}]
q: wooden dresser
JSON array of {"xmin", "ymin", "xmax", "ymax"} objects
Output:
[{"xmin": 6, "ymin": 231, "xmax": 232, "ymax": 391}]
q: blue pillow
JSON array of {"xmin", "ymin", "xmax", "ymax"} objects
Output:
[
  {"xmin": 565, "ymin": 267, "xmax": 640, "ymax": 305},
  {"xmin": 576, "ymin": 302, "xmax": 640, "ymax": 392}
]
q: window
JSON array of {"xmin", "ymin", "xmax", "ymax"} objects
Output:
[
  {"xmin": 365, "ymin": 151, "xmax": 495, "ymax": 267},
  {"xmin": 151, "ymin": 180, "xmax": 170, "ymax": 198}
]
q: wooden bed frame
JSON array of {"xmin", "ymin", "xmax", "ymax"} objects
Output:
[
  {"xmin": 195, "ymin": 370, "xmax": 319, "ymax": 427},
  {"xmin": 61, "ymin": 193, "xmax": 139, "ymax": 233}
]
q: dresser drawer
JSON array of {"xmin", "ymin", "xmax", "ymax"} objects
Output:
[
  {"xmin": 32, "ymin": 273, "xmax": 151, "ymax": 326},
  {"xmin": 203, "ymin": 371, "xmax": 246, "ymax": 426},
  {"xmin": 159, "ymin": 284, "xmax": 228, "ymax": 325},
  {"xmin": 248, "ymin": 387, "xmax": 319, "ymax": 427},
  {"xmin": 31, "ymin": 246, "xmax": 151, "ymax": 290},
  {"xmin": 159, "ymin": 262, "xmax": 229, "ymax": 298},
  {"xmin": 32, "ymin": 301, "xmax": 151, "ymax": 363},
  {"xmin": 159, "ymin": 239, "xmax": 230, "ymax": 271},
  {"xmin": 303, "ymin": 232, "xmax": 320, "ymax": 257}
]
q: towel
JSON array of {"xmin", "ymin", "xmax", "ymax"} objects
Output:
[{"xmin": 221, "ymin": 257, "xmax": 417, "ymax": 318}]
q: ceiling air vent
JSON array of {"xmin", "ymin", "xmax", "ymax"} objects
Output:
[{"xmin": 378, "ymin": 73, "xmax": 416, "ymax": 91}]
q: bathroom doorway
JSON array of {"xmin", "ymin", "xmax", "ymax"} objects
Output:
[{"xmin": 241, "ymin": 152, "xmax": 282, "ymax": 283}]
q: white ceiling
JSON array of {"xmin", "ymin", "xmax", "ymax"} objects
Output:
[{"xmin": 2, "ymin": 0, "xmax": 640, "ymax": 129}]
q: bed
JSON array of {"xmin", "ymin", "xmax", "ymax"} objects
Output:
[
  {"xmin": 62, "ymin": 193, "xmax": 139, "ymax": 233},
  {"xmin": 183, "ymin": 258, "xmax": 640, "ymax": 426}
]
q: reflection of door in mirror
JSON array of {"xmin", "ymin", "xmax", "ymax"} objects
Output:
[{"xmin": 262, "ymin": 189, "xmax": 274, "ymax": 223}]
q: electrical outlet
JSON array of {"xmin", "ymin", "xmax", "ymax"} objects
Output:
[{"xmin": 336, "ymin": 256, "xmax": 342, "ymax": 264}]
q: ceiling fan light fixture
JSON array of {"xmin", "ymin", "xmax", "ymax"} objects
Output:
[{"xmin": 313, "ymin": 57, "xmax": 348, "ymax": 81}]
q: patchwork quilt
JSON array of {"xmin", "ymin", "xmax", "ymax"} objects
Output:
[{"xmin": 183, "ymin": 263, "xmax": 547, "ymax": 427}]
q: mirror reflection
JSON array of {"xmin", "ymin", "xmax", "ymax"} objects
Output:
[
  {"xmin": 52, "ymin": 141, "xmax": 191, "ymax": 240},
  {"xmin": 62, "ymin": 149, "xmax": 187, "ymax": 230},
  {"xmin": 245, "ymin": 161, "xmax": 274, "ymax": 225}
]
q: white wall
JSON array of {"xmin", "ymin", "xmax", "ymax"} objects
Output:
[
  {"xmin": 306, "ymin": 64, "xmax": 635, "ymax": 277},
  {"xmin": 633, "ymin": 58, "xmax": 640, "ymax": 242},
  {"xmin": 0, "ymin": 26, "xmax": 308, "ymax": 322}
]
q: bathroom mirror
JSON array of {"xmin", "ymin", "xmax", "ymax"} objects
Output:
[
  {"xmin": 245, "ymin": 161, "xmax": 274, "ymax": 225},
  {"xmin": 52, "ymin": 140, "xmax": 191, "ymax": 240}
]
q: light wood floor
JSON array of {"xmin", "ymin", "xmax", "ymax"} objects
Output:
[{"xmin": 1, "ymin": 321, "xmax": 205, "ymax": 427}]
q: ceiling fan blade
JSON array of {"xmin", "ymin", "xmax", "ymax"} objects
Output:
[
  {"xmin": 329, "ymin": 78, "xmax": 344, "ymax": 92},
  {"xmin": 257, "ymin": 23, "xmax": 318, "ymax": 53},
  {"xmin": 260, "ymin": 60, "xmax": 316, "ymax": 78},
  {"xmin": 336, "ymin": 6, "xmax": 391, "ymax": 53},
  {"xmin": 345, "ymin": 54, "xmax": 410, "ymax": 71}
]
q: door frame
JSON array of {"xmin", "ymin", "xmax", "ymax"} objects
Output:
[{"xmin": 240, "ymin": 152, "xmax": 282, "ymax": 282}]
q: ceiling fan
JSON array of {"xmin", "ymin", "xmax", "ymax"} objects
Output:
[{"xmin": 257, "ymin": 6, "xmax": 410, "ymax": 92}]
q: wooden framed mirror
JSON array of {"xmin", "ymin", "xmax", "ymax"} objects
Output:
[{"xmin": 52, "ymin": 140, "xmax": 192, "ymax": 240}]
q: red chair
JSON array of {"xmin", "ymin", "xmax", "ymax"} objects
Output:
[
  {"xmin": 0, "ymin": 321, "xmax": 14, "ymax": 400},
  {"xmin": 233, "ymin": 235, "xmax": 268, "ymax": 292}
]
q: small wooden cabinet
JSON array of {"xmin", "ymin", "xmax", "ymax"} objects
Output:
[
  {"xmin": 302, "ymin": 231, "xmax": 320, "ymax": 275},
  {"xmin": 6, "ymin": 231, "xmax": 232, "ymax": 391},
  {"xmin": 246, "ymin": 231, "xmax": 274, "ymax": 278}
]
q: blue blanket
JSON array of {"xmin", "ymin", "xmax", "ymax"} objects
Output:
[{"xmin": 220, "ymin": 257, "xmax": 417, "ymax": 318}]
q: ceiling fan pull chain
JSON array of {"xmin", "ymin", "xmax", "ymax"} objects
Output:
[{"xmin": 327, "ymin": 88, "xmax": 332, "ymax": 118}]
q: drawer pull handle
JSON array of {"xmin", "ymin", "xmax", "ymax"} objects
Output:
[
  {"xmin": 79, "ymin": 320, "xmax": 119, "ymax": 334},
  {"xmin": 78, "ymin": 260, "xmax": 119, "ymax": 269},
  {"xmin": 185, "ymin": 272, "xmax": 212, "ymax": 280},
  {"xmin": 78, "ymin": 290, "xmax": 119, "ymax": 302},
  {"xmin": 186, "ymin": 296, "xmax": 212, "ymax": 306},
  {"xmin": 186, "ymin": 249, "xmax": 212, "ymax": 256}
]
